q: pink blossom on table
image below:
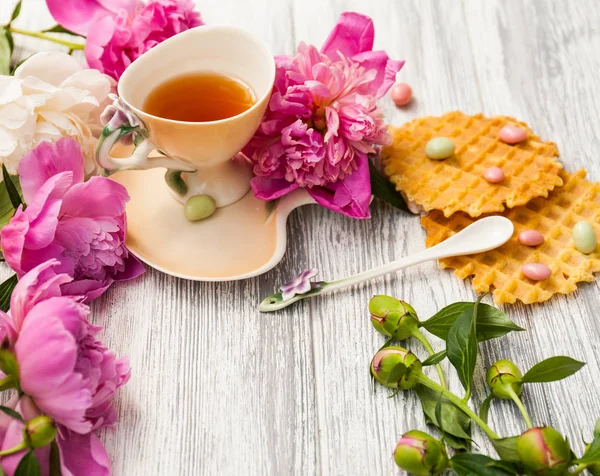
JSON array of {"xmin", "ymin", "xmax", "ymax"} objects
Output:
[
  {"xmin": 46, "ymin": 0, "xmax": 140, "ymax": 36},
  {"xmin": 243, "ymin": 12, "xmax": 404, "ymax": 219},
  {"xmin": 84, "ymin": 0, "xmax": 204, "ymax": 80},
  {"xmin": 280, "ymin": 268, "xmax": 318, "ymax": 300},
  {"xmin": 0, "ymin": 261, "xmax": 131, "ymax": 435},
  {"xmin": 0, "ymin": 138, "xmax": 145, "ymax": 302},
  {"xmin": 0, "ymin": 396, "xmax": 111, "ymax": 476}
]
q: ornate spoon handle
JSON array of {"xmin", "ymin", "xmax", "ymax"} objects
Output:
[{"xmin": 258, "ymin": 216, "xmax": 514, "ymax": 312}]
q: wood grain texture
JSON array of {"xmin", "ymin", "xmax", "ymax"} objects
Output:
[{"xmin": 1, "ymin": 0, "xmax": 600, "ymax": 474}]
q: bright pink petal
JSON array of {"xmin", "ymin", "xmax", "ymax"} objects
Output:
[
  {"xmin": 46, "ymin": 0, "xmax": 137, "ymax": 36},
  {"xmin": 250, "ymin": 177, "xmax": 299, "ymax": 200},
  {"xmin": 307, "ymin": 154, "xmax": 371, "ymax": 218},
  {"xmin": 60, "ymin": 177, "xmax": 129, "ymax": 218},
  {"xmin": 352, "ymin": 51, "xmax": 404, "ymax": 98},
  {"xmin": 16, "ymin": 315, "xmax": 92, "ymax": 433},
  {"xmin": 8, "ymin": 260, "xmax": 72, "ymax": 330},
  {"xmin": 58, "ymin": 431, "xmax": 110, "ymax": 476},
  {"xmin": 18, "ymin": 139, "xmax": 85, "ymax": 203},
  {"xmin": 115, "ymin": 253, "xmax": 145, "ymax": 281},
  {"xmin": 320, "ymin": 12, "xmax": 375, "ymax": 60},
  {"xmin": 61, "ymin": 279, "xmax": 111, "ymax": 302},
  {"xmin": 0, "ymin": 208, "xmax": 28, "ymax": 276},
  {"xmin": 84, "ymin": 15, "xmax": 117, "ymax": 73}
]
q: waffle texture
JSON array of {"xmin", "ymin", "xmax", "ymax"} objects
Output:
[
  {"xmin": 421, "ymin": 170, "xmax": 600, "ymax": 305},
  {"xmin": 382, "ymin": 112, "xmax": 563, "ymax": 217}
]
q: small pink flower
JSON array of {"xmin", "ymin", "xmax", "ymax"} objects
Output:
[
  {"xmin": 84, "ymin": 0, "xmax": 204, "ymax": 80},
  {"xmin": 280, "ymin": 268, "xmax": 318, "ymax": 300},
  {"xmin": 0, "ymin": 261, "xmax": 130, "ymax": 434},
  {"xmin": 0, "ymin": 396, "xmax": 111, "ymax": 476},
  {"xmin": 0, "ymin": 138, "xmax": 145, "ymax": 301},
  {"xmin": 244, "ymin": 12, "xmax": 404, "ymax": 219}
]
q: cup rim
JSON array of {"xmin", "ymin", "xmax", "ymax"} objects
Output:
[{"xmin": 118, "ymin": 25, "xmax": 276, "ymax": 126}]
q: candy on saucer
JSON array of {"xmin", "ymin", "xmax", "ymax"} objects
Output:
[
  {"xmin": 420, "ymin": 170, "xmax": 600, "ymax": 305},
  {"xmin": 381, "ymin": 112, "xmax": 563, "ymax": 217}
]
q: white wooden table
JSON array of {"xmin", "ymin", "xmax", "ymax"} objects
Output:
[{"xmin": 2, "ymin": 0, "xmax": 600, "ymax": 474}]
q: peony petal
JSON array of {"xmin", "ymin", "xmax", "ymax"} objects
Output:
[
  {"xmin": 57, "ymin": 431, "xmax": 111, "ymax": 476},
  {"xmin": 114, "ymin": 252, "xmax": 145, "ymax": 281},
  {"xmin": 61, "ymin": 279, "xmax": 112, "ymax": 303},
  {"xmin": 0, "ymin": 76, "xmax": 23, "ymax": 106},
  {"xmin": 61, "ymin": 177, "xmax": 129, "ymax": 218},
  {"xmin": 307, "ymin": 153, "xmax": 371, "ymax": 218},
  {"xmin": 18, "ymin": 139, "xmax": 85, "ymax": 201},
  {"xmin": 46, "ymin": 0, "xmax": 136, "ymax": 36},
  {"xmin": 320, "ymin": 12, "xmax": 375, "ymax": 60},
  {"xmin": 0, "ymin": 208, "xmax": 29, "ymax": 276},
  {"xmin": 250, "ymin": 177, "xmax": 299, "ymax": 200},
  {"xmin": 14, "ymin": 52, "xmax": 82, "ymax": 87},
  {"xmin": 352, "ymin": 51, "xmax": 404, "ymax": 99}
]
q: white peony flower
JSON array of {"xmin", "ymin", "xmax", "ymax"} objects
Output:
[{"xmin": 0, "ymin": 52, "xmax": 114, "ymax": 179}]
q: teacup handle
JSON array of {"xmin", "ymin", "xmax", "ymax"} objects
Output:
[{"xmin": 96, "ymin": 95, "xmax": 196, "ymax": 175}]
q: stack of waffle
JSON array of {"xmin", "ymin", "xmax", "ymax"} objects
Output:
[{"xmin": 381, "ymin": 111, "xmax": 600, "ymax": 305}]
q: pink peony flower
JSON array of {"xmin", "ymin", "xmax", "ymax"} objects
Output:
[
  {"xmin": 0, "ymin": 138, "xmax": 145, "ymax": 301},
  {"xmin": 0, "ymin": 397, "xmax": 111, "ymax": 476},
  {"xmin": 83, "ymin": 0, "xmax": 204, "ymax": 80},
  {"xmin": 243, "ymin": 12, "xmax": 404, "ymax": 219},
  {"xmin": 0, "ymin": 261, "xmax": 129, "ymax": 475}
]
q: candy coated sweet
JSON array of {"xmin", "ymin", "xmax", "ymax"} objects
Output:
[
  {"xmin": 184, "ymin": 194, "xmax": 217, "ymax": 222},
  {"xmin": 521, "ymin": 263, "xmax": 551, "ymax": 281},
  {"xmin": 499, "ymin": 125, "xmax": 527, "ymax": 144},
  {"xmin": 518, "ymin": 230, "xmax": 544, "ymax": 247},
  {"xmin": 483, "ymin": 167, "xmax": 505, "ymax": 183},
  {"xmin": 391, "ymin": 82, "xmax": 412, "ymax": 106},
  {"xmin": 425, "ymin": 137, "xmax": 455, "ymax": 160},
  {"xmin": 573, "ymin": 221, "xmax": 597, "ymax": 254}
]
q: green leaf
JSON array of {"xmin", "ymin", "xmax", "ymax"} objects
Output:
[
  {"xmin": 10, "ymin": 1, "xmax": 22, "ymax": 23},
  {"xmin": 0, "ymin": 274, "xmax": 18, "ymax": 312},
  {"xmin": 521, "ymin": 356, "xmax": 585, "ymax": 383},
  {"xmin": 368, "ymin": 158, "xmax": 409, "ymax": 213},
  {"xmin": 49, "ymin": 441, "xmax": 61, "ymax": 476},
  {"xmin": 446, "ymin": 297, "xmax": 480, "ymax": 395},
  {"xmin": 416, "ymin": 385, "xmax": 471, "ymax": 449},
  {"xmin": 595, "ymin": 418, "xmax": 600, "ymax": 437},
  {"xmin": 0, "ymin": 405, "xmax": 24, "ymax": 422},
  {"xmin": 0, "ymin": 171, "xmax": 22, "ymax": 231},
  {"xmin": 479, "ymin": 394, "xmax": 494, "ymax": 424},
  {"xmin": 14, "ymin": 451, "xmax": 40, "ymax": 476},
  {"xmin": 492, "ymin": 436, "xmax": 520, "ymax": 462},
  {"xmin": 450, "ymin": 453, "xmax": 519, "ymax": 476},
  {"xmin": 2, "ymin": 164, "xmax": 23, "ymax": 210},
  {"xmin": 0, "ymin": 27, "xmax": 12, "ymax": 76},
  {"xmin": 575, "ymin": 433, "xmax": 600, "ymax": 465},
  {"xmin": 42, "ymin": 25, "xmax": 83, "ymax": 37},
  {"xmin": 421, "ymin": 350, "xmax": 447, "ymax": 366},
  {"xmin": 421, "ymin": 301, "xmax": 524, "ymax": 342}
]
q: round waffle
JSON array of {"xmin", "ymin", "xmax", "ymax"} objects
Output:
[
  {"xmin": 382, "ymin": 112, "xmax": 564, "ymax": 217},
  {"xmin": 421, "ymin": 170, "xmax": 600, "ymax": 305}
]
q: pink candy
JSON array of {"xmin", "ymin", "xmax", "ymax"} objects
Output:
[
  {"xmin": 499, "ymin": 125, "xmax": 527, "ymax": 144},
  {"xmin": 521, "ymin": 263, "xmax": 551, "ymax": 281},
  {"xmin": 518, "ymin": 230, "xmax": 544, "ymax": 246},
  {"xmin": 483, "ymin": 167, "xmax": 505, "ymax": 183},
  {"xmin": 391, "ymin": 82, "xmax": 412, "ymax": 106}
]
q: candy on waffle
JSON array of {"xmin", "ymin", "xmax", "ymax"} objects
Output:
[
  {"xmin": 382, "ymin": 112, "xmax": 564, "ymax": 217},
  {"xmin": 421, "ymin": 170, "xmax": 600, "ymax": 305}
]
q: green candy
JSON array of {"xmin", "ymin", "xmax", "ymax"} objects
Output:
[
  {"xmin": 425, "ymin": 137, "xmax": 455, "ymax": 160},
  {"xmin": 573, "ymin": 221, "xmax": 597, "ymax": 254},
  {"xmin": 184, "ymin": 194, "xmax": 216, "ymax": 222}
]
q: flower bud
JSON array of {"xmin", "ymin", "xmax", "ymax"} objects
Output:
[
  {"xmin": 369, "ymin": 295, "xmax": 419, "ymax": 340},
  {"xmin": 517, "ymin": 426, "xmax": 571, "ymax": 475},
  {"xmin": 486, "ymin": 359, "xmax": 523, "ymax": 399},
  {"xmin": 393, "ymin": 430, "xmax": 448, "ymax": 476},
  {"xmin": 370, "ymin": 346, "xmax": 422, "ymax": 390},
  {"xmin": 24, "ymin": 416, "xmax": 57, "ymax": 449}
]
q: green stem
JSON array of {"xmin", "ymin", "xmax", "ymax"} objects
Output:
[
  {"xmin": 0, "ymin": 375, "xmax": 17, "ymax": 392},
  {"xmin": 571, "ymin": 464, "xmax": 587, "ymax": 475},
  {"xmin": 8, "ymin": 27, "xmax": 84, "ymax": 50},
  {"xmin": 0, "ymin": 442, "xmax": 27, "ymax": 457},
  {"xmin": 418, "ymin": 374, "xmax": 499, "ymax": 440},
  {"xmin": 506, "ymin": 387, "xmax": 532, "ymax": 429},
  {"xmin": 413, "ymin": 329, "xmax": 447, "ymax": 390}
]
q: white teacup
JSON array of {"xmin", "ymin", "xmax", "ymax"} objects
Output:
[{"xmin": 96, "ymin": 25, "xmax": 275, "ymax": 208}]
